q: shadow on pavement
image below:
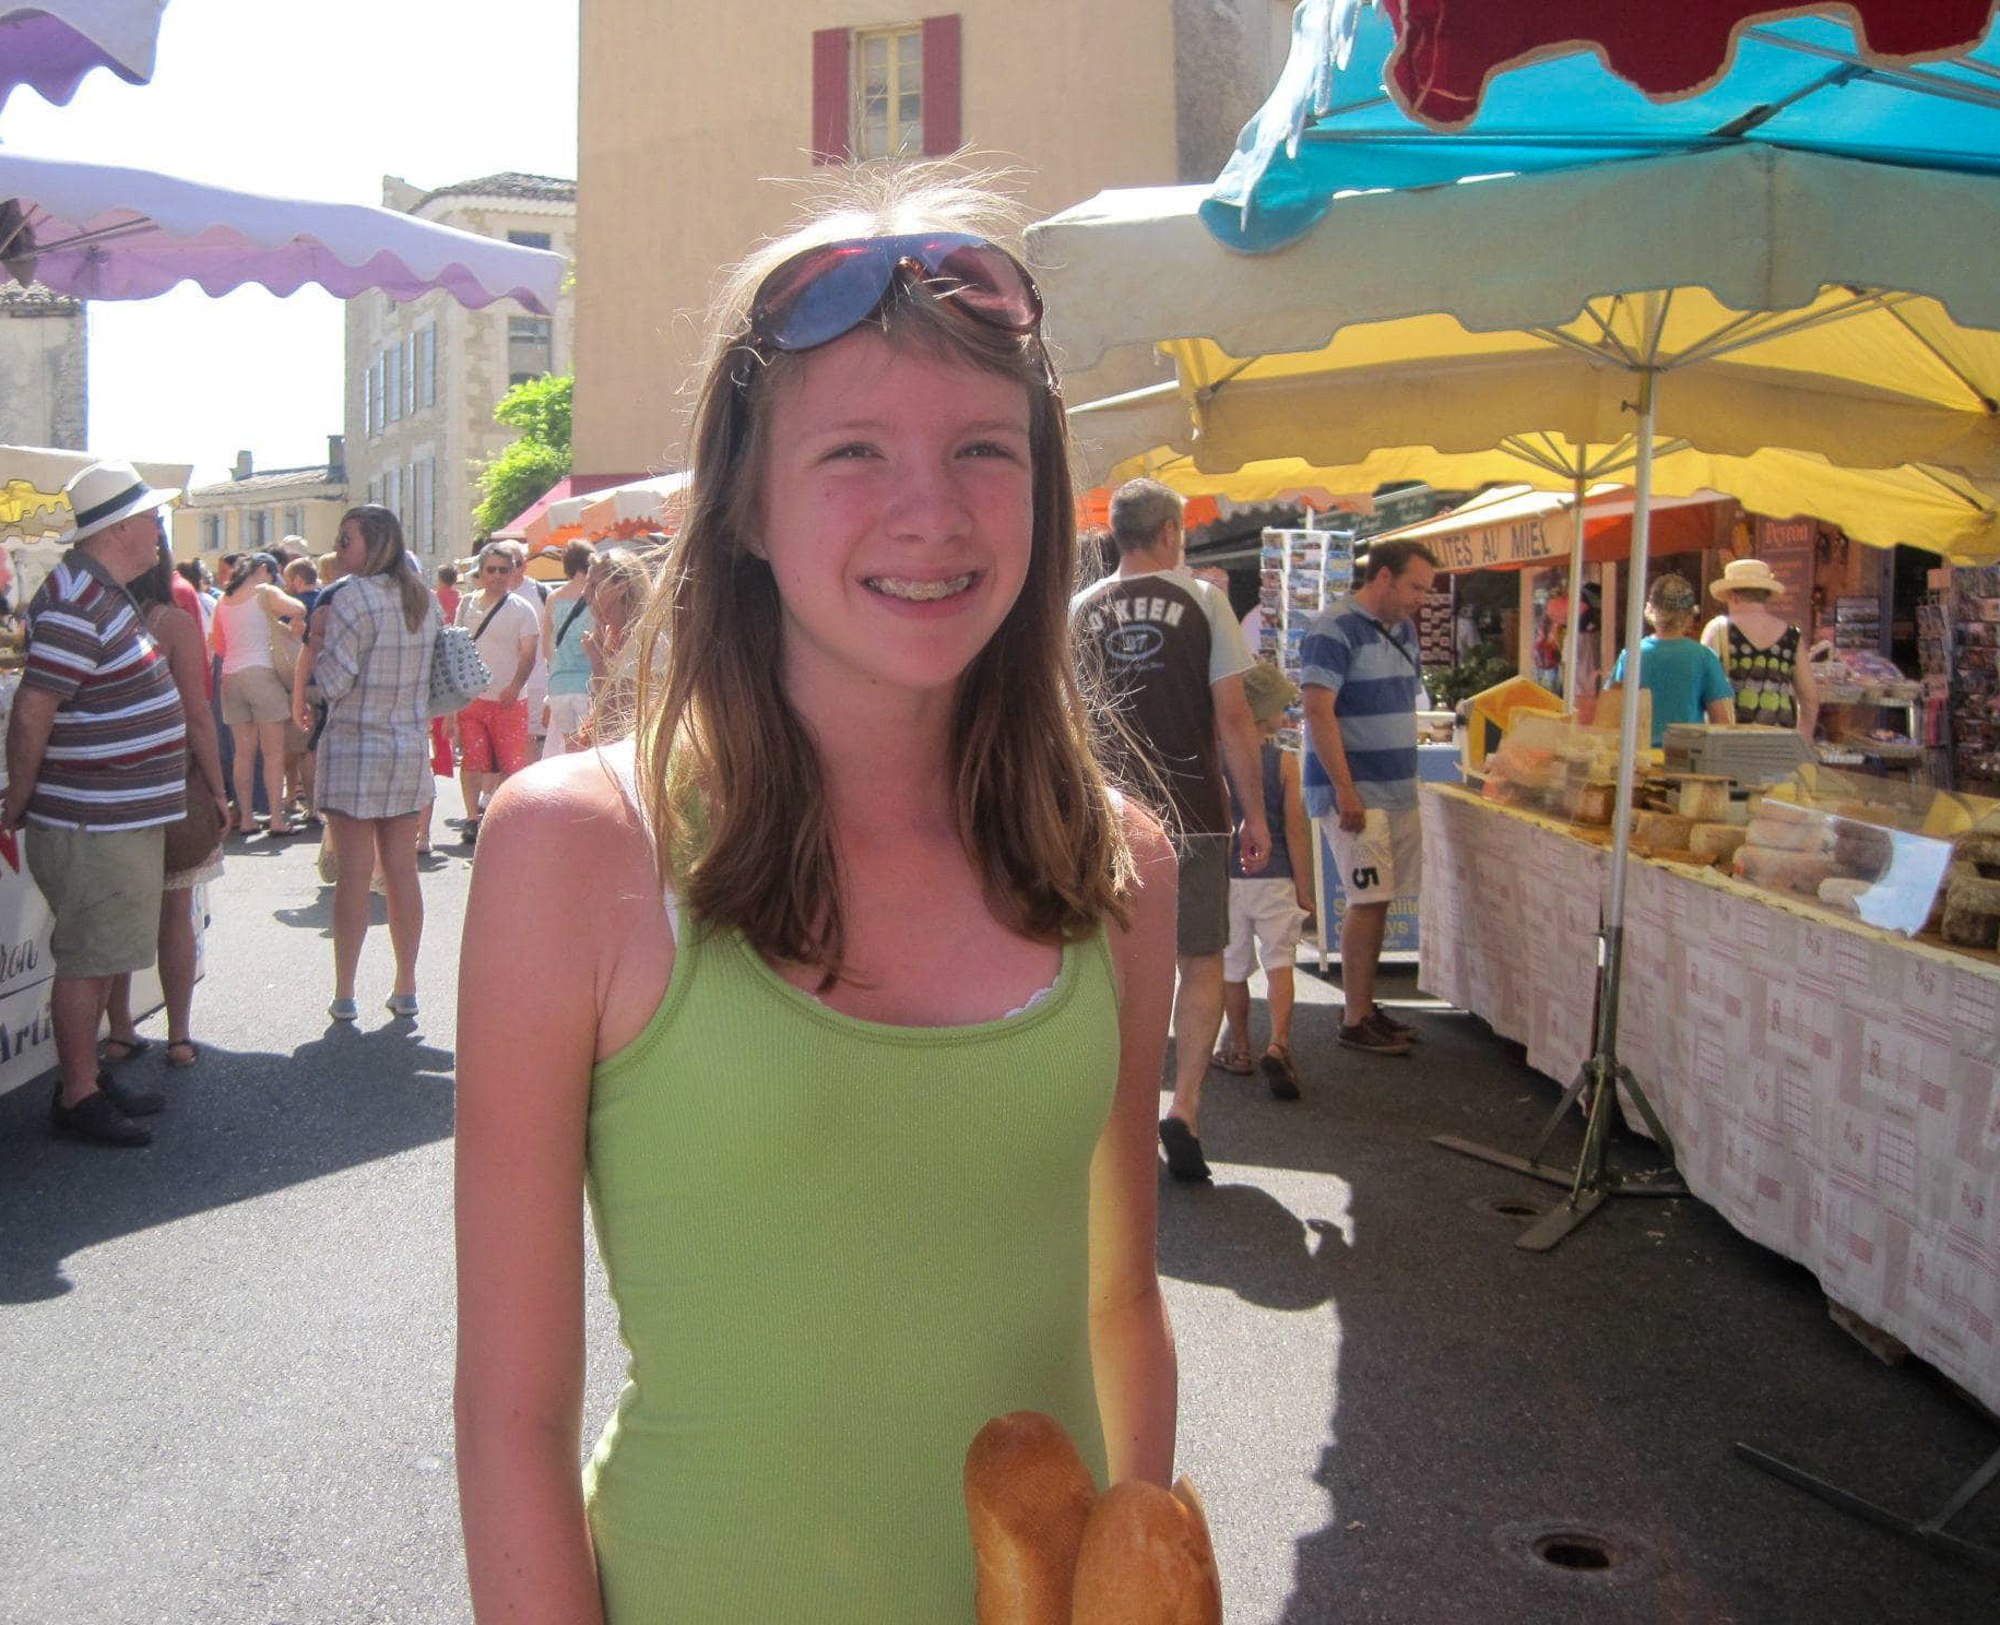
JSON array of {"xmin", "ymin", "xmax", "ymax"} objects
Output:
[
  {"xmin": 1159, "ymin": 965, "xmax": 2000, "ymax": 1622},
  {"xmin": 0, "ymin": 1025, "xmax": 454, "ymax": 1304}
]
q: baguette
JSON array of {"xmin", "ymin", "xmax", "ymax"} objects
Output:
[
  {"xmin": 1070, "ymin": 1480, "xmax": 1223, "ymax": 1625},
  {"xmin": 966, "ymin": 1412, "xmax": 1098, "ymax": 1625}
]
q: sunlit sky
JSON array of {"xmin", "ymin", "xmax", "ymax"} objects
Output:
[{"xmin": 4, "ymin": 0, "xmax": 580, "ymax": 487}]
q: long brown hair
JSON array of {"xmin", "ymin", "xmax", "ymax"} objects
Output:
[
  {"xmin": 338, "ymin": 505, "xmax": 431, "ymax": 631},
  {"xmin": 632, "ymin": 168, "xmax": 1133, "ymax": 980}
]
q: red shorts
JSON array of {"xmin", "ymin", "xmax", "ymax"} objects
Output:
[{"xmin": 457, "ymin": 697, "xmax": 529, "ymax": 775}]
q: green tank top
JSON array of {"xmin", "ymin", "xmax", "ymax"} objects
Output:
[{"xmin": 582, "ymin": 916, "xmax": 1119, "ymax": 1623}]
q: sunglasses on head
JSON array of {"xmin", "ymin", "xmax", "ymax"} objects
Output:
[{"xmin": 746, "ymin": 232, "xmax": 1044, "ymax": 356}]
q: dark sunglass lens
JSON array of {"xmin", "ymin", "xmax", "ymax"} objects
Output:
[{"xmin": 932, "ymin": 242, "xmax": 1041, "ymax": 331}]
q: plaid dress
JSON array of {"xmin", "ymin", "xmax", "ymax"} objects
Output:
[{"xmin": 313, "ymin": 574, "xmax": 439, "ymax": 819}]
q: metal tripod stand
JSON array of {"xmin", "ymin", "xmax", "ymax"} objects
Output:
[
  {"xmin": 1433, "ymin": 372, "xmax": 1685, "ymax": 1249},
  {"xmin": 1734, "ymin": 1440, "xmax": 2000, "ymax": 1576},
  {"xmin": 1434, "ymin": 918, "xmax": 1685, "ymax": 1251}
]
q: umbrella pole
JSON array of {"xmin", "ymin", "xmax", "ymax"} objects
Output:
[
  {"xmin": 1435, "ymin": 373, "xmax": 1686, "ymax": 1250},
  {"xmin": 1562, "ymin": 473, "xmax": 1586, "ymax": 707}
]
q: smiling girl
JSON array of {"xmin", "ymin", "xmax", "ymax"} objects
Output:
[{"xmin": 453, "ymin": 175, "xmax": 1178, "ymax": 1622}]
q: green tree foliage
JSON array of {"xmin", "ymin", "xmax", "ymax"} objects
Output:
[{"xmin": 473, "ymin": 373, "xmax": 573, "ymax": 538}]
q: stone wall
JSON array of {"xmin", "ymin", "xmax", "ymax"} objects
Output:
[{"xmin": 0, "ymin": 287, "xmax": 86, "ymax": 450}]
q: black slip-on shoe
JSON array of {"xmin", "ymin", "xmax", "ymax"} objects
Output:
[
  {"xmin": 51, "ymin": 1088, "xmax": 152, "ymax": 1147},
  {"xmin": 1158, "ymin": 1117, "xmax": 1212, "ymax": 1183},
  {"xmin": 96, "ymin": 1068, "xmax": 164, "ymax": 1116}
]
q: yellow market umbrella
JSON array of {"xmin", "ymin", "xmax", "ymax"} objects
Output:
[
  {"xmin": 1106, "ymin": 442, "xmax": 2000, "ymax": 565},
  {"xmin": 1030, "ymin": 143, "xmax": 2000, "ymax": 1242}
]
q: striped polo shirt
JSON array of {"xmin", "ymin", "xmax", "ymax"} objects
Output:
[
  {"xmin": 19, "ymin": 549, "xmax": 187, "ymax": 830},
  {"xmin": 1300, "ymin": 594, "xmax": 1423, "ymax": 815}
]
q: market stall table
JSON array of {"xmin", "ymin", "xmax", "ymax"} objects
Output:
[{"xmin": 1419, "ymin": 783, "xmax": 2000, "ymax": 1417}]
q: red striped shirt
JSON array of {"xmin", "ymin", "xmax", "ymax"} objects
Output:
[{"xmin": 19, "ymin": 550, "xmax": 187, "ymax": 830}]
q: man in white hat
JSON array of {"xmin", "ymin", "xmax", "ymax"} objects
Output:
[{"xmin": 3, "ymin": 461, "xmax": 190, "ymax": 1147}]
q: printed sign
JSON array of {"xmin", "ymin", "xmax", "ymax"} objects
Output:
[{"xmin": 1754, "ymin": 516, "xmax": 1818, "ymax": 639}]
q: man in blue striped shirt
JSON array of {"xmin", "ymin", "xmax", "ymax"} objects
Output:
[{"xmin": 1300, "ymin": 539, "xmax": 1438, "ymax": 1056}]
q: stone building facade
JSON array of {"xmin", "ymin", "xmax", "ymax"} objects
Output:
[
  {"xmin": 170, "ymin": 439, "xmax": 350, "ymax": 567},
  {"xmin": 343, "ymin": 173, "xmax": 576, "ymax": 561},
  {"xmin": 0, "ymin": 283, "xmax": 87, "ymax": 450},
  {"xmin": 571, "ymin": 0, "xmax": 1294, "ymax": 481}
]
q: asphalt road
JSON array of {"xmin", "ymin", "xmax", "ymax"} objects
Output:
[{"xmin": 2, "ymin": 800, "xmax": 1996, "ymax": 1622}]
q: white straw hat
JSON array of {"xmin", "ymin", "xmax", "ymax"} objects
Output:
[
  {"xmin": 1709, "ymin": 557, "xmax": 1785, "ymax": 600},
  {"xmin": 59, "ymin": 460, "xmax": 180, "ymax": 544}
]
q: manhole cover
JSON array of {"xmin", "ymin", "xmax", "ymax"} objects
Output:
[
  {"xmin": 1493, "ymin": 1521, "xmax": 1653, "ymax": 1585},
  {"xmin": 1469, "ymin": 1193, "xmax": 1549, "ymax": 1220},
  {"xmin": 1532, "ymin": 1531, "xmax": 1618, "ymax": 1571}
]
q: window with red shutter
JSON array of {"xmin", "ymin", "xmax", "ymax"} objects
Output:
[
  {"xmin": 921, "ymin": 14, "xmax": 961, "ymax": 156},
  {"xmin": 811, "ymin": 28, "xmax": 851, "ymax": 165},
  {"xmin": 814, "ymin": 14, "xmax": 960, "ymax": 164}
]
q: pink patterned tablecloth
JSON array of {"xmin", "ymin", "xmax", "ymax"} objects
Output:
[{"xmin": 1419, "ymin": 785, "xmax": 2000, "ymax": 1416}]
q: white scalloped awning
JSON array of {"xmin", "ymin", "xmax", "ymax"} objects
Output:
[
  {"xmin": 0, "ymin": 1, "xmax": 169, "ymax": 112},
  {"xmin": 0, "ymin": 149, "xmax": 565, "ymax": 312}
]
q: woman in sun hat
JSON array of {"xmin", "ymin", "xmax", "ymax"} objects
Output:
[{"xmin": 1700, "ymin": 556, "xmax": 1820, "ymax": 737}]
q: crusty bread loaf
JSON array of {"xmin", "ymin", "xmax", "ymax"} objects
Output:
[
  {"xmin": 966, "ymin": 1413, "xmax": 1098, "ymax": 1625},
  {"xmin": 1070, "ymin": 1480, "xmax": 1223, "ymax": 1625}
]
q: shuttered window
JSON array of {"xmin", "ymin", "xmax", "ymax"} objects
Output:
[{"xmin": 811, "ymin": 16, "xmax": 960, "ymax": 165}]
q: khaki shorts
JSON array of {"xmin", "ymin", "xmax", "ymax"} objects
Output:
[
  {"xmin": 26, "ymin": 823, "xmax": 166, "ymax": 978},
  {"xmin": 221, "ymin": 664, "xmax": 291, "ymax": 725},
  {"xmin": 1173, "ymin": 832, "xmax": 1232, "ymax": 959},
  {"xmin": 1319, "ymin": 804, "xmax": 1423, "ymax": 904}
]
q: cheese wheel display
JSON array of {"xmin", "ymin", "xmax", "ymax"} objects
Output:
[
  {"xmin": 966, "ymin": 1413, "xmax": 1098, "ymax": 1625},
  {"xmin": 1942, "ymin": 873, "xmax": 2000, "ymax": 949},
  {"xmin": 1831, "ymin": 821, "xmax": 1895, "ymax": 883},
  {"xmin": 1750, "ymin": 796, "xmax": 1815, "ymax": 827},
  {"xmin": 1743, "ymin": 815, "xmax": 1831, "ymax": 854},
  {"xmin": 1951, "ymin": 832, "xmax": 2000, "ymax": 871},
  {"xmin": 1069, "ymin": 1481, "xmax": 1223, "ymax": 1625},
  {"xmin": 1735, "ymin": 845, "xmax": 1839, "ymax": 897},
  {"xmin": 1633, "ymin": 813, "xmax": 1693, "ymax": 854},
  {"xmin": 1673, "ymin": 777, "xmax": 1731, "ymax": 822},
  {"xmin": 1689, "ymin": 825, "xmax": 1748, "ymax": 866}
]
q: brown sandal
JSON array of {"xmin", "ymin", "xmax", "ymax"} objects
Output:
[
  {"xmin": 164, "ymin": 1040, "xmax": 200, "ymax": 1069},
  {"xmin": 1211, "ymin": 1046, "xmax": 1254, "ymax": 1075},
  {"xmin": 1260, "ymin": 1044, "xmax": 1301, "ymax": 1100}
]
